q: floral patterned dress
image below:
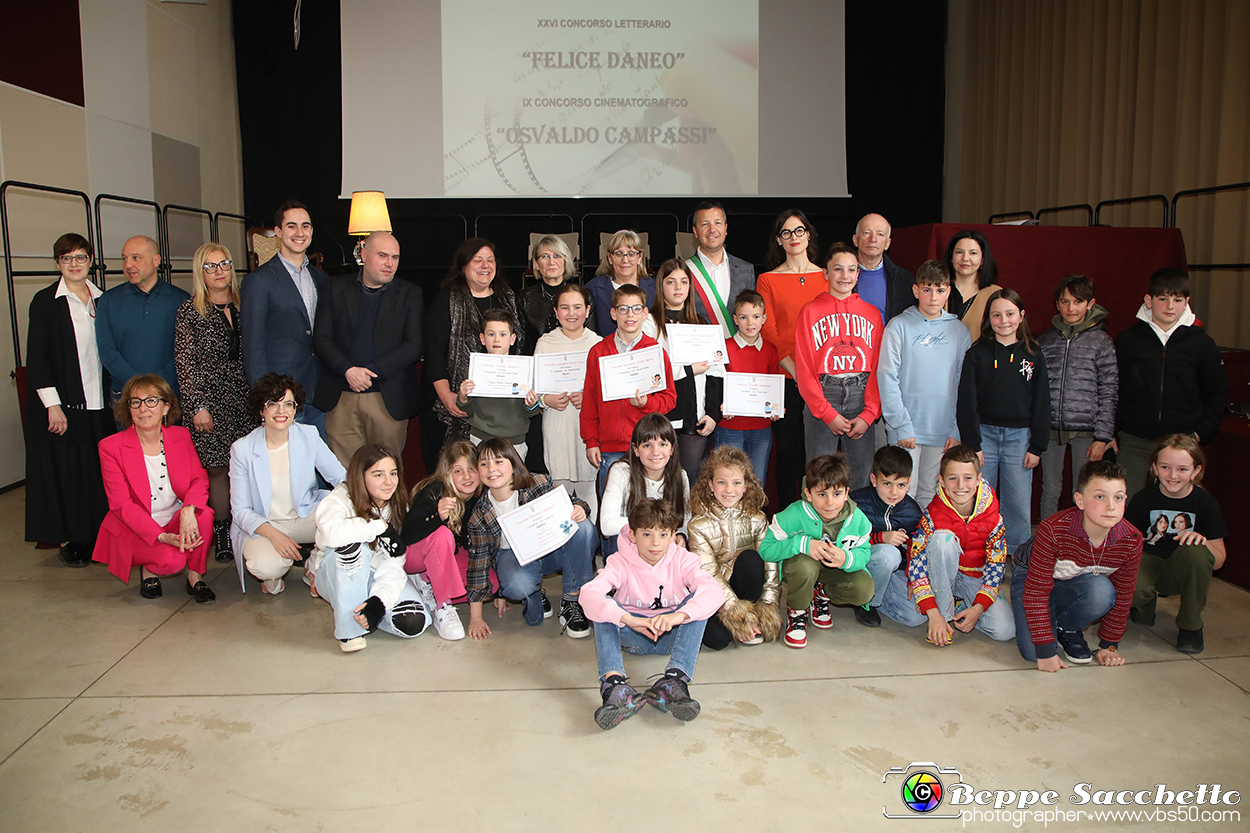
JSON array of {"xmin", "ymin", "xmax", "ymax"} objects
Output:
[{"xmin": 174, "ymin": 300, "xmax": 257, "ymax": 468}]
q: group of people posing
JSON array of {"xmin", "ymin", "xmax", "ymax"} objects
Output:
[{"xmin": 25, "ymin": 201, "xmax": 1230, "ymax": 730}]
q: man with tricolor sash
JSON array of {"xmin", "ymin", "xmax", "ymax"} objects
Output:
[{"xmin": 686, "ymin": 201, "xmax": 758, "ymax": 337}]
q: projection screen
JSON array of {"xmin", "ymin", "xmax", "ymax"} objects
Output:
[{"xmin": 341, "ymin": 0, "xmax": 848, "ymax": 198}]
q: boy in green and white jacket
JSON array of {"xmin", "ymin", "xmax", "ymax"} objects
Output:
[{"xmin": 761, "ymin": 453, "xmax": 873, "ymax": 648}]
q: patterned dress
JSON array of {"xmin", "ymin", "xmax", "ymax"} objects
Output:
[{"xmin": 174, "ymin": 300, "xmax": 257, "ymax": 468}]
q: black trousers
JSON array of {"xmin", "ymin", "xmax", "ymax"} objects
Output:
[
  {"xmin": 772, "ymin": 377, "xmax": 807, "ymax": 509},
  {"xmin": 703, "ymin": 550, "xmax": 766, "ymax": 650}
]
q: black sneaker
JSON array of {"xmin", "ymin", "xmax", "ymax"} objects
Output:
[
  {"xmin": 1176, "ymin": 627, "xmax": 1204, "ymax": 654},
  {"xmin": 59, "ymin": 546, "xmax": 89, "ymax": 568},
  {"xmin": 1056, "ymin": 628, "xmax": 1092, "ymax": 663},
  {"xmin": 559, "ymin": 598, "xmax": 590, "ymax": 638},
  {"xmin": 594, "ymin": 677, "xmax": 644, "ymax": 730},
  {"xmin": 644, "ymin": 669, "xmax": 701, "ymax": 721},
  {"xmin": 540, "ymin": 588, "xmax": 554, "ymax": 619},
  {"xmin": 854, "ymin": 605, "xmax": 882, "ymax": 628}
]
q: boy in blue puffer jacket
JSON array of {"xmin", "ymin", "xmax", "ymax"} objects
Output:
[
  {"xmin": 850, "ymin": 446, "xmax": 923, "ymax": 628},
  {"xmin": 1037, "ymin": 274, "xmax": 1118, "ymax": 519}
]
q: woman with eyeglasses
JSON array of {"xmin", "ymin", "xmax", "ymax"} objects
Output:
[
  {"xmin": 756, "ymin": 209, "xmax": 828, "ymax": 507},
  {"xmin": 585, "ymin": 229, "xmax": 656, "ymax": 336},
  {"xmin": 228, "ymin": 373, "xmax": 345, "ymax": 595},
  {"xmin": 521, "ymin": 235, "xmax": 580, "ymax": 346},
  {"xmin": 174, "ymin": 243, "xmax": 258, "ymax": 564},
  {"xmin": 94, "ymin": 374, "xmax": 216, "ymax": 602},
  {"xmin": 25, "ymin": 233, "xmax": 114, "ymax": 567},
  {"xmin": 421, "ymin": 237, "xmax": 527, "ymax": 471}
]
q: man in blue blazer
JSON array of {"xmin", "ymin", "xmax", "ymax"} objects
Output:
[
  {"xmin": 241, "ymin": 201, "xmax": 330, "ymax": 439},
  {"xmin": 686, "ymin": 201, "xmax": 757, "ymax": 337}
]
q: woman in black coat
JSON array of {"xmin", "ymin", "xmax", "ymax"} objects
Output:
[{"xmin": 24, "ymin": 233, "xmax": 114, "ymax": 565}]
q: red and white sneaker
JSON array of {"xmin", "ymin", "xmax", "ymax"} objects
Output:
[
  {"xmin": 810, "ymin": 582, "xmax": 834, "ymax": 629},
  {"xmin": 784, "ymin": 608, "xmax": 809, "ymax": 648}
]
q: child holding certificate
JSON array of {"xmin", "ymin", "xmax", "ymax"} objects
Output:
[
  {"xmin": 464, "ymin": 438, "xmax": 597, "ymax": 640},
  {"xmin": 534, "ymin": 284, "xmax": 603, "ymax": 523},
  {"xmin": 717, "ymin": 289, "xmax": 781, "ymax": 485},
  {"xmin": 458, "ymin": 310, "xmax": 541, "ymax": 457},
  {"xmin": 687, "ymin": 445, "xmax": 782, "ymax": 649},
  {"xmin": 581, "ymin": 498, "xmax": 724, "ymax": 730},
  {"xmin": 581, "ymin": 284, "xmax": 677, "ymax": 499},
  {"xmin": 643, "ymin": 259, "xmax": 723, "ymax": 488},
  {"xmin": 600, "ymin": 414, "xmax": 690, "ymax": 557}
]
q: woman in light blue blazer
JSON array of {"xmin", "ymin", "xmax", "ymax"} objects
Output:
[{"xmin": 229, "ymin": 373, "xmax": 346, "ymax": 593}]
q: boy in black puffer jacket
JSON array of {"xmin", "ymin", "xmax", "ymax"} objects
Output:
[
  {"xmin": 1037, "ymin": 274, "xmax": 1119, "ymax": 518},
  {"xmin": 1114, "ymin": 268, "xmax": 1227, "ymax": 499}
]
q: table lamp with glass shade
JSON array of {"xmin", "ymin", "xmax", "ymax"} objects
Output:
[{"xmin": 348, "ymin": 190, "xmax": 392, "ymax": 265}]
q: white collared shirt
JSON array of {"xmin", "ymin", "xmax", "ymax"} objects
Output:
[
  {"xmin": 38, "ymin": 278, "xmax": 105, "ymax": 411},
  {"xmin": 733, "ymin": 332, "xmax": 765, "ymax": 351},
  {"xmin": 696, "ymin": 248, "xmax": 731, "ymax": 304},
  {"xmin": 278, "ymin": 253, "xmax": 318, "ymax": 324}
]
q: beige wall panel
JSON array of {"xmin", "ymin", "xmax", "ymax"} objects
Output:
[
  {"xmin": 147, "ymin": 4, "xmax": 200, "ymax": 146},
  {"xmin": 152, "ymin": 132, "xmax": 206, "ymax": 270},
  {"xmin": 86, "ymin": 112, "xmax": 157, "ymax": 264},
  {"xmin": 79, "ymin": 0, "xmax": 150, "ymax": 129}
]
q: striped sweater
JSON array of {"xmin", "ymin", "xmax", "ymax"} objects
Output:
[{"xmin": 907, "ymin": 478, "xmax": 1006, "ymax": 613}]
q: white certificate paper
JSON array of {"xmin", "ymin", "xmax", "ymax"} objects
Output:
[
  {"xmin": 533, "ymin": 350, "xmax": 588, "ymax": 395},
  {"xmin": 599, "ymin": 345, "xmax": 665, "ymax": 402},
  {"xmin": 665, "ymin": 323, "xmax": 727, "ymax": 365},
  {"xmin": 497, "ymin": 486, "xmax": 578, "ymax": 565},
  {"xmin": 467, "ymin": 353, "xmax": 532, "ymax": 398},
  {"xmin": 723, "ymin": 372, "xmax": 786, "ymax": 418}
]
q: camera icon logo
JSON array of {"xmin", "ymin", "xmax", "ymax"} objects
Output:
[{"xmin": 882, "ymin": 762, "xmax": 966, "ymax": 819}]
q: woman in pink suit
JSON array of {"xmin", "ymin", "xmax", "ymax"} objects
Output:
[{"xmin": 94, "ymin": 374, "xmax": 217, "ymax": 603}]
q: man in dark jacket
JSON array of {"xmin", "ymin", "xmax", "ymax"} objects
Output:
[
  {"xmin": 1114, "ymin": 268, "xmax": 1227, "ymax": 498},
  {"xmin": 313, "ymin": 232, "xmax": 424, "ymax": 466}
]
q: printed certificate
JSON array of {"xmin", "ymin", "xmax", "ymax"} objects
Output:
[
  {"xmin": 599, "ymin": 345, "xmax": 665, "ymax": 402},
  {"xmin": 533, "ymin": 350, "xmax": 589, "ymax": 395},
  {"xmin": 722, "ymin": 372, "xmax": 786, "ymax": 418},
  {"xmin": 665, "ymin": 323, "xmax": 727, "ymax": 365},
  {"xmin": 497, "ymin": 486, "xmax": 578, "ymax": 565},
  {"xmin": 467, "ymin": 353, "xmax": 532, "ymax": 398}
]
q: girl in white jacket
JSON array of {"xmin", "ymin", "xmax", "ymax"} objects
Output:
[{"xmin": 311, "ymin": 444, "xmax": 435, "ymax": 652}]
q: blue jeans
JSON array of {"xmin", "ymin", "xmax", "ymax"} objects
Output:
[
  {"xmin": 714, "ymin": 425, "xmax": 773, "ymax": 485},
  {"xmin": 979, "ymin": 424, "xmax": 1033, "ymax": 552},
  {"xmin": 314, "ymin": 546, "xmax": 434, "ymax": 641},
  {"xmin": 866, "ymin": 543, "xmax": 903, "ymax": 608},
  {"xmin": 597, "ymin": 451, "xmax": 627, "ymax": 556},
  {"xmin": 298, "ymin": 403, "xmax": 328, "ymax": 443},
  {"xmin": 495, "ymin": 520, "xmax": 596, "ymax": 625},
  {"xmin": 1010, "ymin": 566, "xmax": 1115, "ymax": 662},
  {"xmin": 593, "ymin": 598, "xmax": 709, "ymax": 680},
  {"xmin": 878, "ymin": 531, "xmax": 1015, "ymax": 640},
  {"xmin": 802, "ymin": 373, "xmax": 873, "ymax": 491}
]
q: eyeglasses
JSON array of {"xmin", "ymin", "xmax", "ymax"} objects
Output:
[
  {"xmin": 778, "ymin": 226, "xmax": 809, "ymax": 240},
  {"xmin": 610, "ymin": 250, "xmax": 642, "ymax": 261},
  {"xmin": 535, "ymin": 253, "xmax": 564, "ymax": 262},
  {"xmin": 58, "ymin": 254, "xmax": 90, "ymax": 265},
  {"xmin": 614, "ymin": 304, "xmax": 646, "ymax": 315},
  {"xmin": 203, "ymin": 260, "xmax": 233, "ymax": 273},
  {"xmin": 264, "ymin": 399, "xmax": 298, "ymax": 413},
  {"xmin": 128, "ymin": 396, "xmax": 165, "ymax": 410}
]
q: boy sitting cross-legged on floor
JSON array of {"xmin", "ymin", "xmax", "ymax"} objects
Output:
[
  {"xmin": 849, "ymin": 445, "xmax": 923, "ymax": 628},
  {"xmin": 580, "ymin": 498, "xmax": 724, "ymax": 731},
  {"xmin": 760, "ymin": 453, "xmax": 874, "ymax": 649},
  {"xmin": 879, "ymin": 444, "xmax": 1015, "ymax": 646}
]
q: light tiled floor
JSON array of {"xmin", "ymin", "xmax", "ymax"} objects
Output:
[{"xmin": 1, "ymin": 487, "xmax": 1247, "ymax": 831}]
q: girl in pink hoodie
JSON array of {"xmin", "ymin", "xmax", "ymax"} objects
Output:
[{"xmin": 580, "ymin": 498, "xmax": 724, "ymax": 730}]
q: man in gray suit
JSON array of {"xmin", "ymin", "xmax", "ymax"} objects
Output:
[
  {"xmin": 241, "ymin": 200, "xmax": 329, "ymax": 439},
  {"xmin": 686, "ymin": 201, "xmax": 757, "ymax": 337}
]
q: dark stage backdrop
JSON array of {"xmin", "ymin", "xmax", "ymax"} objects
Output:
[{"xmin": 233, "ymin": 0, "xmax": 947, "ymax": 296}]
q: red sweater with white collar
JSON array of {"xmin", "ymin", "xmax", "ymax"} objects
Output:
[{"xmin": 580, "ymin": 333, "xmax": 677, "ymax": 453}]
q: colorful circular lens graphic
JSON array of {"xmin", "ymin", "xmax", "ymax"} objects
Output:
[{"xmin": 901, "ymin": 771, "xmax": 944, "ymax": 813}]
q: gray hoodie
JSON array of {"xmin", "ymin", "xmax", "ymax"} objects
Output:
[{"xmin": 877, "ymin": 305, "xmax": 973, "ymax": 446}]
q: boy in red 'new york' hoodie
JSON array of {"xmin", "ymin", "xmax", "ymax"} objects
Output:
[
  {"xmin": 580, "ymin": 498, "xmax": 723, "ymax": 731},
  {"xmin": 794, "ymin": 242, "xmax": 884, "ymax": 491}
]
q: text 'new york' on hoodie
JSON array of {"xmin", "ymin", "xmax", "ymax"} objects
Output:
[{"xmin": 793, "ymin": 292, "xmax": 884, "ymax": 424}]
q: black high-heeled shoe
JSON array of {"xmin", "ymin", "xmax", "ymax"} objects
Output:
[{"xmin": 186, "ymin": 579, "xmax": 216, "ymax": 604}]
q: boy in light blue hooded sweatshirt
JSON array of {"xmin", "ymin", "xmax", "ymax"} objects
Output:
[{"xmin": 877, "ymin": 260, "xmax": 972, "ymax": 507}]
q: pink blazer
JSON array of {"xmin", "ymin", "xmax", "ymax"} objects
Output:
[{"xmin": 97, "ymin": 425, "xmax": 210, "ymax": 579}]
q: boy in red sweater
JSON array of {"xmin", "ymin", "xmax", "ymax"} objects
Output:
[
  {"xmin": 879, "ymin": 445, "xmax": 1015, "ymax": 646},
  {"xmin": 581, "ymin": 284, "xmax": 677, "ymax": 497},
  {"xmin": 716, "ymin": 289, "xmax": 782, "ymax": 484},
  {"xmin": 1010, "ymin": 460, "xmax": 1143, "ymax": 671},
  {"xmin": 794, "ymin": 242, "xmax": 883, "ymax": 491}
]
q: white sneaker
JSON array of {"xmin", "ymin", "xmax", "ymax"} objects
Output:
[
  {"xmin": 340, "ymin": 636, "xmax": 367, "ymax": 653},
  {"xmin": 433, "ymin": 603, "xmax": 466, "ymax": 641},
  {"xmin": 261, "ymin": 578, "xmax": 285, "ymax": 595}
]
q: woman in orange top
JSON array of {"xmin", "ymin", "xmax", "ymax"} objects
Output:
[{"xmin": 756, "ymin": 209, "xmax": 827, "ymax": 507}]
